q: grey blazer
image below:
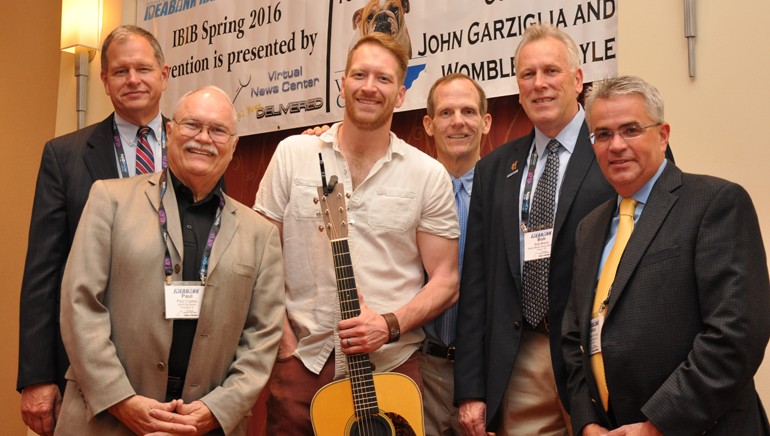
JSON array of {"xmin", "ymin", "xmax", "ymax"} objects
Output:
[{"xmin": 56, "ymin": 172, "xmax": 285, "ymax": 435}]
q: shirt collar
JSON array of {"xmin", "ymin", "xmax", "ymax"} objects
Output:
[
  {"xmin": 533, "ymin": 104, "xmax": 585, "ymax": 156},
  {"xmin": 114, "ymin": 112, "xmax": 163, "ymax": 147},
  {"xmin": 624, "ymin": 159, "xmax": 667, "ymax": 206},
  {"xmin": 452, "ymin": 167, "xmax": 475, "ymax": 195},
  {"xmin": 169, "ymin": 169, "xmax": 225, "ymax": 207},
  {"xmin": 322, "ymin": 122, "xmax": 404, "ymax": 160}
]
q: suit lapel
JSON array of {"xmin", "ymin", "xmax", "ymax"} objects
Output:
[
  {"xmin": 501, "ymin": 133, "xmax": 535, "ymax": 282},
  {"xmin": 83, "ymin": 114, "xmax": 120, "ymax": 181},
  {"xmin": 146, "ymin": 172, "xmax": 184, "ymax": 265},
  {"xmin": 207, "ymin": 194, "xmax": 238, "ymax": 277},
  {"xmin": 553, "ymin": 124, "xmax": 594, "ymax": 240},
  {"xmin": 606, "ymin": 164, "xmax": 682, "ymax": 315}
]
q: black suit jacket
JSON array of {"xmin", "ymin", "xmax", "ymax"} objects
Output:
[
  {"xmin": 18, "ymin": 114, "xmax": 128, "ymax": 392},
  {"xmin": 454, "ymin": 123, "xmax": 615, "ymax": 429},
  {"xmin": 562, "ymin": 163, "xmax": 770, "ymax": 435}
]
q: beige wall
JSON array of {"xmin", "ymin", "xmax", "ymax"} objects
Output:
[
  {"xmin": 0, "ymin": 1, "xmax": 62, "ymax": 434},
  {"xmin": 618, "ymin": 1, "xmax": 770, "ymax": 405},
  {"xmin": 3, "ymin": 1, "xmax": 768, "ymax": 433}
]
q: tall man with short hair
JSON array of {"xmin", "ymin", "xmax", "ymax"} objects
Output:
[
  {"xmin": 454, "ymin": 24, "xmax": 616, "ymax": 435},
  {"xmin": 255, "ymin": 33, "xmax": 460, "ymax": 434},
  {"xmin": 420, "ymin": 73, "xmax": 491, "ymax": 435},
  {"xmin": 563, "ymin": 75, "xmax": 770, "ymax": 436},
  {"xmin": 18, "ymin": 25, "xmax": 168, "ymax": 435},
  {"xmin": 56, "ymin": 86, "xmax": 285, "ymax": 435}
]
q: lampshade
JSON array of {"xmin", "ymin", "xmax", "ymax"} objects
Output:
[{"xmin": 61, "ymin": 0, "xmax": 103, "ymax": 52}]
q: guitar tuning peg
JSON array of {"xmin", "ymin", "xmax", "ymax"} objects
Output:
[{"xmin": 346, "ymin": 193, "xmax": 351, "ymax": 199}]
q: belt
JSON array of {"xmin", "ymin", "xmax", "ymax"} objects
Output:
[
  {"xmin": 525, "ymin": 317, "xmax": 550, "ymax": 335},
  {"xmin": 421, "ymin": 339, "xmax": 455, "ymax": 361}
]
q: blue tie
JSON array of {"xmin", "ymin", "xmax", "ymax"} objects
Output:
[{"xmin": 434, "ymin": 178, "xmax": 468, "ymax": 345}]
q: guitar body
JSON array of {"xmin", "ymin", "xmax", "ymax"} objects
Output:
[
  {"xmin": 311, "ymin": 372, "xmax": 424, "ymax": 436},
  {"xmin": 312, "ymin": 176, "xmax": 423, "ymax": 436}
]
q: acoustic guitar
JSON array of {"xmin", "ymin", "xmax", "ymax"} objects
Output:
[{"xmin": 310, "ymin": 159, "xmax": 424, "ymax": 436}]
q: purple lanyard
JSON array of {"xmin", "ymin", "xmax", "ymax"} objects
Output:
[
  {"xmin": 157, "ymin": 169, "xmax": 225, "ymax": 285},
  {"xmin": 112, "ymin": 118, "xmax": 168, "ymax": 178},
  {"xmin": 520, "ymin": 145, "xmax": 540, "ymax": 232}
]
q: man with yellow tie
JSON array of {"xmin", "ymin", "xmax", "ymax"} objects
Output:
[{"xmin": 562, "ymin": 75, "xmax": 770, "ymax": 435}]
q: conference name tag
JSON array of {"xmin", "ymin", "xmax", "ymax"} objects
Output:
[
  {"xmin": 524, "ymin": 228, "xmax": 553, "ymax": 261},
  {"xmin": 164, "ymin": 282, "xmax": 205, "ymax": 319},
  {"xmin": 590, "ymin": 315, "xmax": 605, "ymax": 355}
]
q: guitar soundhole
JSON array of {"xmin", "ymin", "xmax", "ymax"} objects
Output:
[
  {"xmin": 350, "ymin": 414, "xmax": 392, "ymax": 436},
  {"xmin": 348, "ymin": 412, "xmax": 416, "ymax": 436}
]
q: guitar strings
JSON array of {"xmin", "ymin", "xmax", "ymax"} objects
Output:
[{"xmin": 326, "ymin": 191, "xmax": 381, "ymax": 435}]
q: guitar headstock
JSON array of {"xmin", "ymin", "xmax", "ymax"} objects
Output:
[{"xmin": 317, "ymin": 182, "xmax": 349, "ymax": 240}]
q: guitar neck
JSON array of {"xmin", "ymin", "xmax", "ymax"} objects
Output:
[{"xmin": 330, "ymin": 237, "xmax": 380, "ymax": 417}]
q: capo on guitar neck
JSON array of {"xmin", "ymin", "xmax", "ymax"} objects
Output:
[{"xmin": 318, "ymin": 153, "xmax": 338, "ymax": 196}]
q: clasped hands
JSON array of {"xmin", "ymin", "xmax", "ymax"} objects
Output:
[{"xmin": 108, "ymin": 395, "xmax": 218, "ymax": 435}]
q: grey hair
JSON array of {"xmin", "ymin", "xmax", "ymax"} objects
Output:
[
  {"xmin": 585, "ymin": 75, "xmax": 665, "ymax": 124},
  {"xmin": 514, "ymin": 23, "xmax": 580, "ymax": 72}
]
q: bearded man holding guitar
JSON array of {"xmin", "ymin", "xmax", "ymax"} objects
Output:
[{"xmin": 254, "ymin": 33, "xmax": 460, "ymax": 435}]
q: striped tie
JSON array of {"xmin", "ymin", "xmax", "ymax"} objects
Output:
[{"xmin": 135, "ymin": 126, "xmax": 155, "ymax": 175}]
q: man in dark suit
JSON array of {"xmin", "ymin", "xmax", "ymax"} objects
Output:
[
  {"xmin": 455, "ymin": 24, "xmax": 616, "ymax": 435},
  {"xmin": 18, "ymin": 25, "xmax": 168, "ymax": 435},
  {"xmin": 562, "ymin": 75, "xmax": 770, "ymax": 435}
]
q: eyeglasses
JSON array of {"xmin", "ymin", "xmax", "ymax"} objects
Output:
[
  {"xmin": 589, "ymin": 123, "xmax": 661, "ymax": 145},
  {"xmin": 173, "ymin": 119, "xmax": 235, "ymax": 144}
]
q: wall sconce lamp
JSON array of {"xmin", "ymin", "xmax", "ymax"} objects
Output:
[{"xmin": 61, "ymin": 0, "xmax": 103, "ymax": 129}]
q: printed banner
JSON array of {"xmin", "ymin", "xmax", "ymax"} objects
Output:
[{"xmin": 138, "ymin": 0, "xmax": 617, "ymax": 135}]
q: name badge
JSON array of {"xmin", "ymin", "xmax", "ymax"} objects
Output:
[
  {"xmin": 164, "ymin": 281, "xmax": 205, "ymax": 319},
  {"xmin": 590, "ymin": 314, "xmax": 605, "ymax": 355},
  {"xmin": 523, "ymin": 228, "xmax": 553, "ymax": 261}
]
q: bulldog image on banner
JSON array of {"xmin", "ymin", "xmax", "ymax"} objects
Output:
[{"xmin": 350, "ymin": 0, "xmax": 412, "ymax": 58}]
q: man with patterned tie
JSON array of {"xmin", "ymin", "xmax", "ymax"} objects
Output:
[
  {"xmin": 562, "ymin": 75, "xmax": 770, "ymax": 435},
  {"xmin": 455, "ymin": 24, "xmax": 616, "ymax": 436},
  {"xmin": 419, "ymin": 73, "xmax": 491, "ymax": 435},
  {"xmin": 18, "ymin": 25, "xmax": 168, "ymax": 435}
]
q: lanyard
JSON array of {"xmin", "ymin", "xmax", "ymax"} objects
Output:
[
  {"xmin": 112, "ymin": 118, "xmax": 168, "ymax": 178},
  {"xmin": 158, "ymin": 169, "xmax": 225, "ymax": 285},
  {"xmin": 520, "ymin": 145, "xmax": 541, "ymax": 232}
]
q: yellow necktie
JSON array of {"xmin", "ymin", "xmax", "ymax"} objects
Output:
[{"xmin": 591, "ymin": 197, "xmax": 637, "ymax": 410}]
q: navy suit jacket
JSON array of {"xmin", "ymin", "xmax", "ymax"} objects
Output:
[
  {"xmin": 454, "ymin": 123, "xmax": 615, "ymax": 429},
  {"xmin": 17, "ymin": 114, "xmax": 166, "ymax": 392},
  {"xmin": 563, "ymin": 163, "xmax": 770, "ymax": 435}
]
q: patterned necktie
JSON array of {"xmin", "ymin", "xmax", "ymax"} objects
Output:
[
  {"xmin": 434, "ymin": 178, "xmax": 468, "ymax": 345},
  {"xmin": 521, "ymin": 139, "xmax": 560, "ymax": 328},
  {"xmin": 591, "ymin": 197, "xmax": 637, "ymax": 410},
  {"xmin": 135, "ymin": 126, "xmax": 155, "ymax": 175}
]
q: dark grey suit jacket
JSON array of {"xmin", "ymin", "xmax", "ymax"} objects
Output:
[
  {"xmin": 454, "ymin": 123, "xmax": 615, "ymax": 429},
  {"xmin": 563, "ymin": 163, "xmax": 770, "ymax": 435}
]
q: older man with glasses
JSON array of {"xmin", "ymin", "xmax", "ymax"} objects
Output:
[{"xmin": 55, "ymin": 86, "xmax": 285, "ymax": 436}]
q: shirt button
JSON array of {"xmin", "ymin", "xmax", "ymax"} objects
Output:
[
  {"xmin": 174, "ymin": 264, "xmax": 181, "ymax": 273},
  {"xmin": 513, "ymin": 322, "xmax": 522, "ymax": 329},
  {"xmin": 157, "ymin": 361, "xmax": 166, "ymax": 371},
  {"xmin": 186, "ymin": 224, "xmax": 192, "ymax": 230}
]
